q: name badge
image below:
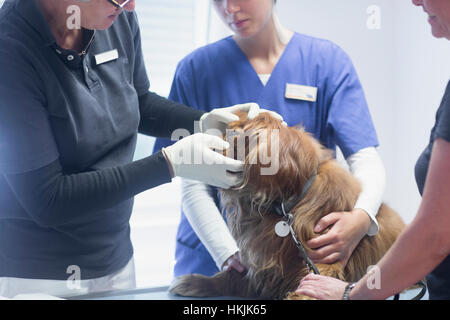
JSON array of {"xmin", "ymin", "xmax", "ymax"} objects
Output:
[
  {"xmin": 94, "ymin": 49, "xmax": 119, "ymax": 65},
  {"xmin": 285, "ymin": 83, "xmax": 318, "ymax": 102}
]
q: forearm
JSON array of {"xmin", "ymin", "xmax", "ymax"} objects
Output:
[
  {"xmin": 5, "ymin": 152, "xmax": 171, "ymax": 228},
  {"xmin": 347, "ymin": 147, "xmax": 386, "ymax": 235},
  {"xmin": 351, "ymin": 139, "xmax": 450, "ymax": 299},
  {"xmin": 138, "ymin": 91, "xmax": 204, "ymax": 138},
  {"xmin": 181, "ymin": 179, "xmax": 239, "ymax": 269}
]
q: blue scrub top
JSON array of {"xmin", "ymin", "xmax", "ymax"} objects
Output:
[{"xmin": 154, "ymin": 33, "xmax": 379, "ymax": 277}]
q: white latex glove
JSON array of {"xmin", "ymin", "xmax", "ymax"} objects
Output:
[
  {"xmin": 162, "ymin": 133, "xmax": 243, "ymax": 189},
  {"xmin": 199, "ymin": 103, "xmax": 285, "ymax": 133},
  {"xmin": 260, "ymin": 108, "xmax": 287, "ymax": 127}
]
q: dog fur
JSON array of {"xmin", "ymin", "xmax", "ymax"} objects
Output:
[{"xmin": 169, "ymin": 112, "xmax": 405, "ymax": 299}]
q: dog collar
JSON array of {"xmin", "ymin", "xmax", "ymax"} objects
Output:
[
  {"xmin": 271, "ymin": 170, "xmax": 320, "ymax": 275},
  {"xmin": 272, "ymin": 169, "xmax": 317, "ymax": 218}
]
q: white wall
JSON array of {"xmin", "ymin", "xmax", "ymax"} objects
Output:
[
  {"xmin": 391, "ymin": 1, "xmax": 450, "ymax": 222},
  {"xmin": 209, "ymin": 0, "xmax": 450, "ymax": 223}
]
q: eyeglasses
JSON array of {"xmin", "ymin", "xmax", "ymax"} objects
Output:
[{"xmin": 107, "ymin": 0, "xmax": 131, "ymax": 9}]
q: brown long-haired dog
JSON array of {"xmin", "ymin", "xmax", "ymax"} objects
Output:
[{"xmin": 169, "ymin": 112, "xmax": 405, "ymax": 299}]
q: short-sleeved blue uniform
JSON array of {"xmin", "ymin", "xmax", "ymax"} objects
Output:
[{"xmin": 154, "ymin": 34, "xmax": 379, "ymax": 277}]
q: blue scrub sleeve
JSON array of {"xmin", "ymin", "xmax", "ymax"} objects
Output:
[
  {"xmin": 325, "ymin": 47, "xmax": 379, "ymax": 158},
  {"xmin": 0, "ymin": 48, "xmax": 59, "ymax": 174}
]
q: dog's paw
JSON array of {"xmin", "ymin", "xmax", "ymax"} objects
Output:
[
  {"xmin": 169, "ymin": 274, "xmax": 218, "ymax": 297},
  {"xmin": 285, "ymin": 291, "xmax": 316, "ymax": 300}
]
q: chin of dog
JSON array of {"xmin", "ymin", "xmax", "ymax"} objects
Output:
[{"xmin": 169, "ymin": 111, "xmax": 405, "ymax": 300}]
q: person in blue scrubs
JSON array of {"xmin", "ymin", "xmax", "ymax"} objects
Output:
[
  {"xmin": 0, "ymin": 0, "xmax": 269, "ymax": 298},
  {"xmin": 154, "ymin": 0, "xmax": 387, "ymax": 277}
]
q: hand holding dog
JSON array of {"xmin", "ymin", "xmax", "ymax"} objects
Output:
[
  {"xmin": 307, "ymin": 209, "xmax": 372, "ymax": 267},
  {"xmin": 295, "ymin": 273, "xmax": 349, "ymax": 300}
]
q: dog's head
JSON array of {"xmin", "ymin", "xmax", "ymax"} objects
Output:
[
  {"xmin": 222, "ymin": 111, "xmax": 333, "ymax": 212},
  {"xmin": 219, "ymin": 111, "xmax": 336, "ymax": 285}
]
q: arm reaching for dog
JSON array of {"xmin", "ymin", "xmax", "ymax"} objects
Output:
[
  {"xmin": 307, "ymin": 147, "xmax": 385, "ymax": 266},
  {"xmin": 181, "ymin": 179, "xmax": 244, "ymax": 272},
  {"xmin": 307, "ymin": 209, "xmax": 371, "ymax": 267},
  {"xmin": 297, "ymin": 138, "xmax": 450, "ymax": 299}
]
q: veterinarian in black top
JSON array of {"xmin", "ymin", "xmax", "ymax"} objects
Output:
[{"xmin": 0, "ymin": 0, "xmax": 261, "ymax": 298}]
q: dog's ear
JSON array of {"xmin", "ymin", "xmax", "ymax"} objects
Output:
[{"xmin": 310, "ymin": 135, "xmax": 334, "ymax": 164}]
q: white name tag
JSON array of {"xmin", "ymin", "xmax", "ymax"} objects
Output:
[
  {"xmin": 285, "ymin": 83, "xmax": 318, "ymax": 102},
  {"xmin": 94, "ymin": 49, "xmax": 119, "ymax": 65}
]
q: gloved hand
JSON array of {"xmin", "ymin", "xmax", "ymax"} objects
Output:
[
  {"xmin": 260, "ymin": 108, "xmax": 288, "ymax": 127},
  {"xmin": 162, "ymin": 133, "xmax": 244, "ymax": 189},
  {"xmin": 199, "ymin": 103, "xmax": 285, "ymax": 133}
]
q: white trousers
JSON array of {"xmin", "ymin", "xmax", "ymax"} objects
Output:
[{"xmin": 0, "ymin": 257, "xmax": 136, "ymax": 299}]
